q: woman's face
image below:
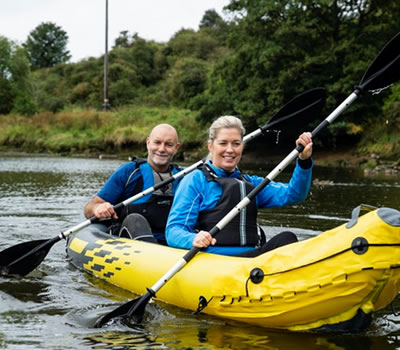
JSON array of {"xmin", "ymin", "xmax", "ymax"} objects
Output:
[{"xmin": 208, "ymin": 127, "xmax": 243, "ymax": 173}]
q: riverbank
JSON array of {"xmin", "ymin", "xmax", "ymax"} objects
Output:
[
  {"xmin": 1, "ymin": 105, "xmax": 399, "ymax": 173},
  {"xmin": 1, "ymin": 147, "xmax": 399, "ymax": 176}
]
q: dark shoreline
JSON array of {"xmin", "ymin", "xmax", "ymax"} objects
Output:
[{"xmin": 1, "ymin": 150, "xmax": 399, "ymax": 176}]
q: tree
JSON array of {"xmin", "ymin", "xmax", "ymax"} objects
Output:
[
  {"xmin": 0, "ymin": 36, "xmax": 35, "ymax": 115},
  {"xmin": 199, "ymin": 0, "xmax": 400, "ymax": 136},
  {"xmin": 199, "ymin": 9, "xmax": 230, "ymax": 43},
  {"xmin": 24, "ymin": 22, "xmax": 71, "ymax": 70},
  {"xmin": 167, "ymin": 57, "xmax": 209, "ymax": 106},
  {"xmin": 114, "ymin": 30, "xmax": 131, "ymax": 48},
  {"xmin": 200, "ymin": 9, "xmax": 226, "ymax": 29},
  {"xmin": 166, "ymin": 29, "xmax": 222, "ymax": 62}
]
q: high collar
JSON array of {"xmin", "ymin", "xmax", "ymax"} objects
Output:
[{"xmin": 206, "ymin": 160, "xmax": 241, "ymax": 178}]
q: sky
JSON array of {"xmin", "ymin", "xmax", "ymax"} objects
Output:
[{"xmin": 0, "ymin": 0, "xmax": 231, "ymax": 62}]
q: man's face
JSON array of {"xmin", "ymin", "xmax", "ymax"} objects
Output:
[{"xmin": 146, "ymin": 126, "xmax": 180, "ymax": 172}]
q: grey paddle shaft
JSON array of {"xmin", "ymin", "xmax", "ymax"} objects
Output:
[
  {"xmin": 56, "ymin": 160, "xmax": 205, "ymax": 241},
  {"xmin": 243, "ymin": 128, "xmax": 268, "ymax": 142},
  {"xmin": 211, "ymin": 91, "xmax": 361, "ymax": 239},
  {"xmin": 58, "ymin": 124, "xmax": 279, "ymax": 243},
  {"xmin": 147, "ymin": 91, "xmax": 362, "ymax": 294},
  {"xmin": 60, "ymin": 126, "xmax": 278, "ymax": 242},
  {"xmin": 56, "ymin": 120, "xmax": 286, "ymax": 243},
  {"xmin": 118, "ymin": 160, "xmax": 204, "ymax": 208}
]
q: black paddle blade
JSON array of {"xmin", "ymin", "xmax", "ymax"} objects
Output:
[
  {"xmin": 95, "ymin": 298, "xmax": 141, "ymax": 328},
  {"xmin": 95, "ymin": 291, "xmax": 153, "ymax": 328},
  {"xmin": 0, "ymin": 237, "xmax": 60, "ymax": 276},
  {"xmin": 263, "ymin": 87, "xmax": 326, "ymax": 131},
  {"xmin": 359, "ymin": 32, "xmax": 400, "ymax": 92}
]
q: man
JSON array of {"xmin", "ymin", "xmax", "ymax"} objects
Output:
[{"xmin": 84, "ymin": 123, "xmax": 181, "ymax": 244}]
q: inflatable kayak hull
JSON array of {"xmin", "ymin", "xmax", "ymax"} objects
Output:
[{"xmin": 66, "ymin": 207, "xmax": 400, "ymax": 332}]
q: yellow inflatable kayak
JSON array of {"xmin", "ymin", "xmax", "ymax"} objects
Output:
[{"xmin": 66, "ymin": 206, "xmax": 400, "ymax": 332}]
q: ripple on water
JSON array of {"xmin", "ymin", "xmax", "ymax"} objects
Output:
[{"xmin": 2, "ymin": 156, "xmax": 400, "ymax": 349}]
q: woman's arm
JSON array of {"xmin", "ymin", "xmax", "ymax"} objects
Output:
[
  {"xmin": 252, "ymin": 158, "xmax": 313, "ymax": 208},
  {"xmin": 166, "ymin": 172, "xmax": 204, "ymax": 249}
]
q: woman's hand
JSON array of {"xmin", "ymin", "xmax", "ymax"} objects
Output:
[
  {"xmin": 296, "ymin": 132, "xmax": 313, "ymax": 160},
  {"xmin": 193, "ymin": 230, "xmax": 217, "ymax": 248}
]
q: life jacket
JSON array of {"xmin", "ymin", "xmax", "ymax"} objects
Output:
[
  {"xmin": 197, "ymin": 164, "xmax": 259, "ymax": 246},
  {"xmin": 117, "ymin": 158, "xmax": 180, "ymax": 233}
]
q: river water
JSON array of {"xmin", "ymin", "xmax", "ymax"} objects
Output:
[{"xmin": 0, "ymin": 155, "xmax": 400, "ymax": 350}]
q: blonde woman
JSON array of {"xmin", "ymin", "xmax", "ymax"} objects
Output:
[{"xmin": 166, "ymin": 116, "xmax": 313, "ymax": 257}]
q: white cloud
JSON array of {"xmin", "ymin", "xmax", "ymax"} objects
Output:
[{"xmin": 0, "ymin": 0, "xmax": 230, "ymax": 62}]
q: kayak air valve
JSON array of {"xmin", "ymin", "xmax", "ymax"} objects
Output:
[
  {"xmin": 250, "ymin": 268, "xmax": 264, "ymax": 284},
  {"xmin": 351, "ymin": 237, "xmax": 369, "ymax": 255}
]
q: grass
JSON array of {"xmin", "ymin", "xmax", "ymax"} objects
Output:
[
  {"xmin": 1, "ymin": 105, "xmax": 399, "ymax": 166},
  {"xmin": 0, "ymin": 106, "xmax": 207, "ymax": 158},
  {"xmin": 357, "ymin": 122, "xmax": 400, "ymax": 161}
]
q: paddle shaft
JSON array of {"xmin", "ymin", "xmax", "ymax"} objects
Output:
[
  {"xmin": 55, "ymin": 119, "xmax": 287, "ymax": 243},
  {"xmin": 57, "ymin": 127, "xmax": 276, "ymax": 242},
  {"xmin": 3, "ymin": 97, "xmax": 320, "ymax": 278},
  {"xmin": 2, "ymin": 160, "xmax": 204, "ymax": 272},
  {"xmin": 145, "ymin": 90, "xmax": 361, "ymax": 295},
  {"xmin": 101, "ymin": 34, "xmax": 400, "ymax": 326},
  {"xmin": 59, "ymin": 159, "xmax": 206, "ymax": 242}
]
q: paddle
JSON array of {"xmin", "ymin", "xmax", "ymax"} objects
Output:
[
  {"xmin": 0, "ymin": 160, "xmax": 203, "ymax": 277},
  {"xmin": 94, "ymin": 87, "xmax": 326, "ymax": 327},
  {"xmin": 0, "ymin": 87, "xmax": 325, "ymax": 278},
  {"xmin": 95, "ymin": 32, "xmax": 400, "ymax": 328}
]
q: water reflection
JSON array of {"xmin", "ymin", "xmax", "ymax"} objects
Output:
[
  {"xmin": 82, "ymin": 331, "xmax": 164, "ymax": 349},
  {"xmin": 78, "ymin": 322, "xmax": 400, "ymax": 350}
]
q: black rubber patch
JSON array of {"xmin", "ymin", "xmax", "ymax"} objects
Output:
[
  {"xmin": 250, "ymin": 267, "xmax": 264, "ymax": 284},
  {"xmin": 94, "ymin": 250, "xmax": 112, "ymax": 257},
  {"xmin": 90, "ymin": 264, "xmax": 105, "ymax": 272},
  {"xmin": 351, "ymin": 237, "xmax": 369, "ymax": 255}
]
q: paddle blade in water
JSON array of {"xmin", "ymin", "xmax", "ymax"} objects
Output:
[
  {"xmin": 359, "ymin": 32, "xmax": 400, "ymax": 93},
  {"xmin": 95, "ymin": 298, "xmax": 140, "ymax": 328},
  {"xmin": 265, "ymin": 87, "xmax": 326, "ymax": 131},
  {"xmin": 0, "ymin": 237, "xmax": 59, "ymax": 276},
  {"xmin": 96, "ymin": 291, "xmax": 153, "ymax": 328}
]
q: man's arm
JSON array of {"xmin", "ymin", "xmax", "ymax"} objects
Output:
[{"xmin": 84, "ymin": 195, "xmax": 118, "ymax": 219}]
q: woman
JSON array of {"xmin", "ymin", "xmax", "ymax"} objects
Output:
[{"xmin": 166, "ymin": 116, "xmax": 313, "ymax": 257}]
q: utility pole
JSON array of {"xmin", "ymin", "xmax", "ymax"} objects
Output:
[{"xmin": 103, "ymin": 0, "xmax": 110, "ymax": 110}]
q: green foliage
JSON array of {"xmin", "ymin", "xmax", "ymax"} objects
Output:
[
  {"xmin": 383, "ymin": 84, "xmax": 400, "ymax": 124},
  {"xmin": 11, "ymin": 91, "xmax": 38, "ymax": 116},
  {"xmin": 167, "ymin": 58, "xmax": 209, "ymax": 106},
  {"xmin": 198, "ymin": 0, "xmax": 400, "ymax": 131},
  {"xmin": 317, "ymin": 121, "xmax": 363, "ymax": 149},
  {"xmin": 1, "ymin": 2, "xmax": 400, "ymax": 160},
  {"xmin": 166, "ymin": 29, "xmax": 221, "ymax": 62},
  {"xmin": 357, "ymin": 83, "xmax": 400, "ymax": 159},
  {"xmin": 113, "ymin": 30, "xmax": 134, "ymax": 48},
  {"xmin": 0, "ymin": 36, "xmax": 35, "ymax": 114},
  {"xmin": 200, "ymin": 9, "xmax": 224, "ymax": 29},
  {"xmin": 0, "ymin": 78, "xmax": 15, "ymax": 114},
  {"xmin": 111, "ymin": 37, "xmax": 162, "ymax": 86},
  {"xmin": 24, "ymin": 22, "xmax": 71, "ymax": 69},
  {"xmin": 0, "ymin": 107, "xmax": 204, "ymax": 155}
]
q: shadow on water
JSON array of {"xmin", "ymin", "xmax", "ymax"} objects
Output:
[{"xmin": 0, "ymin": 277, "xmax": 51, "ymax": 303}]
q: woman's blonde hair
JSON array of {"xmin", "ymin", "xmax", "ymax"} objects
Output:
[
  {"xmin": 208, "ymin": 116, "xmax": 245, "ymax": 142},
  {"xmin": 206, "ymin": 116, "xmax": 245, "ymax": 161}
]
